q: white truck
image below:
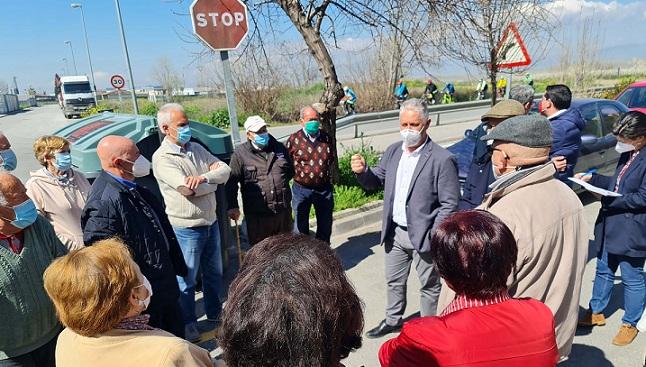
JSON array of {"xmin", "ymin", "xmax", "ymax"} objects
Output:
[{"xmin": 55, "ymin": 75, "xmax": 95, "ymax": 119}]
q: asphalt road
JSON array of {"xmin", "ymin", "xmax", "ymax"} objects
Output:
[{"xmin": 0, "ymin": 104, "xmax": 74, "ymax": 182}]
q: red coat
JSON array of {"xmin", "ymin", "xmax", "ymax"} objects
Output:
[{"xmin": 379, "ymin": 298, "xmax": 558, "ymax": 367}]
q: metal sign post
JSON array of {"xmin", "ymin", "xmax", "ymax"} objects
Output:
[
  {"xmin": 111, "ymin": 74, "xmax": 125, "ymax": 112},
  {"xmin": 219, "ymin": 51, "xmax": 241, "ymax": 144}
]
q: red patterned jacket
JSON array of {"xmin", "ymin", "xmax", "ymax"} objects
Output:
[{"xmin": 286, "ymin": 129, "xmax": 335, "ymax": 188}]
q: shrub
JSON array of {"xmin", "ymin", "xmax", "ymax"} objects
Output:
[
  {"xmin": 334, "ymin": 185, "xmax": 383, "ymax": 212},
  {"xmin": 80, "ymin": 104, "xmax": 114, "ymax": 118},
  {"xmin": 139, "ymin": 101, "xmax": 159, "ymax": 116},
  {"xmin": 601, "ymin": 77, "xmax": 637, "ymax": 100},
  {"xmin": 337, "ymin": 140, "xmax": 381, "ymax": 187}
]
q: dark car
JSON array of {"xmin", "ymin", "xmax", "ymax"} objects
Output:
[{"xmin": 447, "ymin": 98, "xmax": 629, "ymax": 189}]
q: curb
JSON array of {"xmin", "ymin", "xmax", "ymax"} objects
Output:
[{"xmin": 310, "ymin": 200, "xmax": 384, "ymax": 238}]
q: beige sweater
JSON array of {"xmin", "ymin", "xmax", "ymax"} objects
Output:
[
  {"xmin": 26, "ymin": 168, "xmax": 91, "ymax": 251},
  {"xmin": 55, "ymin": 327, "xmax": 213, "ymax": 367},
  {"xmin": 152, "ymin": 139, "xmax": 231, "ymax": 228}
]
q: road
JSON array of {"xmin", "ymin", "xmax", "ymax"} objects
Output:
[{"xmin": 0, "ymin": 104, "xmax": 74, "ymax": 182}]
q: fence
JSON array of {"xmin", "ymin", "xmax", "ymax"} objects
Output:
[{"xmin": 0, "ymin": 94, "xmax": 19, "ymax": 114}]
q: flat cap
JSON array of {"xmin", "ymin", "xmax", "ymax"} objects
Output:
[
  {"xmin": 481, "ymin": 99, "xmax": 525, "ymax": 121},
  {"xmin": 480, "ymin": 114, "xmax": 552, "ymax": 147}
]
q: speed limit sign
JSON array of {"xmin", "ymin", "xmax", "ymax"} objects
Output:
[{"xmin": 110, "ymin": 74, "xmax": 125, "ymax": 89}]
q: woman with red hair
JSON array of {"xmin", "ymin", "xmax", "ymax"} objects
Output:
[{"xmin": 379, "ymin": 210, "xmax": 558, "ymax": 367}]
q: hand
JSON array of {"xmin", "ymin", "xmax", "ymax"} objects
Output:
[
  {"xmin": 351, "ymin": 154, "xmax": 366, "ymax": 174},
  {"xmin": 185, "ymin": 176, "xmax": 206, "ymax": 190},
  {"xmin": 177, "ymin": 185, "xmax": 195, "ymax": 197},
  {"xmin": 551, "ymin": 156, "xmax": 567, "ymax": 172},
  {"xmin": 228, "ymin": 208, "xmax": 241, "ymax": 221},
  {"xmin": 574, "ymin": 172, "xmax": 593, "ymax": 183},
  {"xmin": 209, "ymin": 161, "xmax": 223, "ymax": 171}
]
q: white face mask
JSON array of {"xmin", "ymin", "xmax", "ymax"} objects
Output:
[
  {"xmin": 134, "ymin": 275, "xmax": 153, "ymax": 310},
  {"xmin": 123, "ymin": 155, "xmax": 151, "ymax": 178},
  {"xmin": 615, "ymin": 141, "xmax": 636, "ymax": 154},
  {"xmin": 401, "ymin": 129, "xmax": 423, "ymax": 148}
]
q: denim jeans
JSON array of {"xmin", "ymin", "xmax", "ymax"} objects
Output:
[
  {"xmin": 589, "ymin": 247, "xmax": 646, "ymax": 326},
  {"xmin": 173, "ymin": 222, "xmax": 223, "ymax": 325},
  {"xmin": 292, "ymin": 182, "xmax": 334, "ymax": 242}
]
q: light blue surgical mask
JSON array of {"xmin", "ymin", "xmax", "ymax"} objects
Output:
[
  {"xmin": 1, "ymin": 199, "xmax": 39, "ymax": 229},
  {"xmin": 0, "ymin": 149, "xmax": 17, "ymax": 171},
  {"xmin": 254, "ymin": 132, "xmax": 269, "ymax": 148},
  {"xmin": 54, "ymin": 152, "xmax": 72, "ymax": 171},
  {"xmin": 173, "ymin": 126, "xmax": 192, "ymax": 145}
]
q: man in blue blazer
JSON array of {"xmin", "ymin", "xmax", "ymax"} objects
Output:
[{"xmin": 352, "ymin": 99, "xmax": 460, "ymax": 338}]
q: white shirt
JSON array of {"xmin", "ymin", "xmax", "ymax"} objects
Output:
[
  {"xmin": 546, "ymin": 109, "xmax": 567, "ymax": 120},
  {"xmin": 392, "ymin": 140, "xmax": 427, "ymax": 227}
]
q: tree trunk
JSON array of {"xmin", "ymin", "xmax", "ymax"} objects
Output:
[{"xmin": 276, "ymin": 0, "xmax": 344, "ymax": 182}]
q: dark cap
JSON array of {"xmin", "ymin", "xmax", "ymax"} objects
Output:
[{"xmin": 480, "ymin": 114, "xmax": 552, "ymax": 147}]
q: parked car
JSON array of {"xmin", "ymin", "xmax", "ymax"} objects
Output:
[
  {"xmin": 615, "ymin": 81, "xmax": 646, "ymax": 114},
  {"xmin": 447, "ymin": 98, "xmax": 629, "ymax": 191}
]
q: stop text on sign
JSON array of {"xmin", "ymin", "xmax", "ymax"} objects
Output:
[{"xmin": 194, "ymin": 12, "xmax": 245, "ymax": 27}]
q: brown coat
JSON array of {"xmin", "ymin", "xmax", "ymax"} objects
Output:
[
  {"xmin": 55, "ymin": 327, "xmax": 213, "ymax": 367},
  {"xmin": 438, "ymin": 163, "xmax": 588, "ymax": 358}
]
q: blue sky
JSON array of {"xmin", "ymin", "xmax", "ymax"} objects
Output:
[
  {"xmin": 1, "ymin": 1, "xmax": 208, "ymax": 92},
  {"xmin": 1, "ymin": 0, "xmax": 645, "ymax": 93}
]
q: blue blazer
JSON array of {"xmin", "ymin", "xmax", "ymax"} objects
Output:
[
  {"xmin": 356, "ymin": 139, "xmax": 459, "ymax": 253},
  {"xmin": 590, "ymin": 147, "xmax": 646, "ymax": 257}
]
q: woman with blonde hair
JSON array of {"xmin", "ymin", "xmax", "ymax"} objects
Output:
[
  {"xmin": 26, "ymin": 135, "xmax": 90, "ymax": 250},
  {"xmin": 43, "ymin": 238, "xmax": 213, "ymax": 367}
]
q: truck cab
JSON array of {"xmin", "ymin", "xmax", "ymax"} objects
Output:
[{"xmin": 58, "ymin": 75, "xmax": 95, "ymax": 118}]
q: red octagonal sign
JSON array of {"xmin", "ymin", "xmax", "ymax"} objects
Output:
[{"xmin": 190, "ymin": 0, "xmax": 249, "ymax": 51}]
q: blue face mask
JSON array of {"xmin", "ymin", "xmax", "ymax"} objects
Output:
[
  {"xmin": 0, "ymin": 149, "xmax": 17, "ymax": 171},
  {"xmin": 173, "ymin": 126, "xmax": 192, "ymax": 145},
  {"xmin": 2, "ymin": 199, "xmax": 38, "ymax": 229},
  {"xmin": 54, "ymin": 152, "xmax": 72, "ymax": 171},
  {"xmin": 254, "ymin": 132, "xmax": 269, "ymax": 148}
]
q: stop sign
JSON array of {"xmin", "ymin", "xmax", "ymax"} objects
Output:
[{"xmin": 190, "ymin": 0, "xmax": 249, "ymax": 51}]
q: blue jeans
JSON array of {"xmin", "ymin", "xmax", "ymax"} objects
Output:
[
  {"xmin": 292, "ymin": 182, "xmax": 334, "ymax": 242},
  {"xmin": 173, "ymin": 222, "xmax": 223, "ymax": 325},
  {"xmin": 589, "ymin": 247, "xmax": 646, "ymax": 326}
]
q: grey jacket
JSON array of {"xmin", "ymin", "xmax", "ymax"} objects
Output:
[{"xmin": 356, "ymin": 138, "xmax": 459, "ymax": 253}]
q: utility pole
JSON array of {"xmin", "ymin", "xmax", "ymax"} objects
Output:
[
  {"xmin": 64, "ymin": 41, "xmax": 78, "ymax": 74},
  {"xmin": 114, "ymin": 0, "xmax": 139, "ymax": 114},
  {"xmin": 71, "ymin": 3, "xmax": 98, "ymax": 104}
]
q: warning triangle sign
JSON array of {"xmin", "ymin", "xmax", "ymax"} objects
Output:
[{"xmin": 496, "ymin": 22, "xmax": 531, "ymax": 69}]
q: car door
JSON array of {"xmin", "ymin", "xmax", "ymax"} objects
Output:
[
  {"xmin": 597, "ymin": 102, "xmax": 625, "ymax": 175},
  {"xmin": 575, "ymin": 102, "xmax": 606, "ymax": 174}
]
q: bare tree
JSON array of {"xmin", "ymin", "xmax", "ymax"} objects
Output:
[
  {"xmin": 556, "ymin": 9, "xmax": 603, "ymax": 93},
  {"xmin": 426, "ymin": 0, "xmax": 556, "ymax": 104},
  {"xmin": 151, "ymin": 57, "xmax": 185, "ymax": 98}
]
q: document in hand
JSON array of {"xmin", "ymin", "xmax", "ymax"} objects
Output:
[{"xmin": 568, "ymin": 177, "xmax": 622, "ymax": 197}]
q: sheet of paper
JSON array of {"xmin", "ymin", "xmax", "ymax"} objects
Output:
[{"xmin": 568, "ymin": 177, "xmax": 622, "ymax": 197}]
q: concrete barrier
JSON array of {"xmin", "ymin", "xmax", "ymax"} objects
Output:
[{"xmin": 0, "ymin": 94, "xmax": 20, "ymax": 114}]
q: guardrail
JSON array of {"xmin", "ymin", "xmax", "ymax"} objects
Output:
[{"xmin": 277, "ymin": 87, "xmax": 615, "ymax": 141}]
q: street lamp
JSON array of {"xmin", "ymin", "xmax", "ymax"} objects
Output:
[
  {"xmin": 62, "ymin": 58, "xmax": 70, "ymax": 75},
  {"xmin": 64, "ymin": 40, "xmax": 78, "ymax": 74},
  {"xmin": 114, "ymin": 0, "xmax": 139, "ymax": 114},
  {"xmin": 71, "ymin": 3, "xmax": 98, "ymax": 103}
]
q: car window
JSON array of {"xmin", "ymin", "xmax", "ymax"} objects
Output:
[
  {"xmin": 632, "ymin": 87, "xmax": 646, "ymax": 108},
  {"xmin": 617, "ymin": 88, "xmax": 634, "ymax": 106},
  {"xmin": 600, "ymin": 104, "xmax": 623, "ymax": 135},
  {"xmin": 579, "ymin": 103, "xmax": 602, "ymax": 138}
]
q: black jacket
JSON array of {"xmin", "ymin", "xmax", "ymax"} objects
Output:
[
  {"xmin": 226, "ymin": 136, "xmax": 294, "ymax": 216},
  {"xmin": 81, "ymin": 171, "xmax": 188, "ymax": 303},
  {"xmin": 591, "ymin": 148, "xmax": 646, "ymax": 257}
]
